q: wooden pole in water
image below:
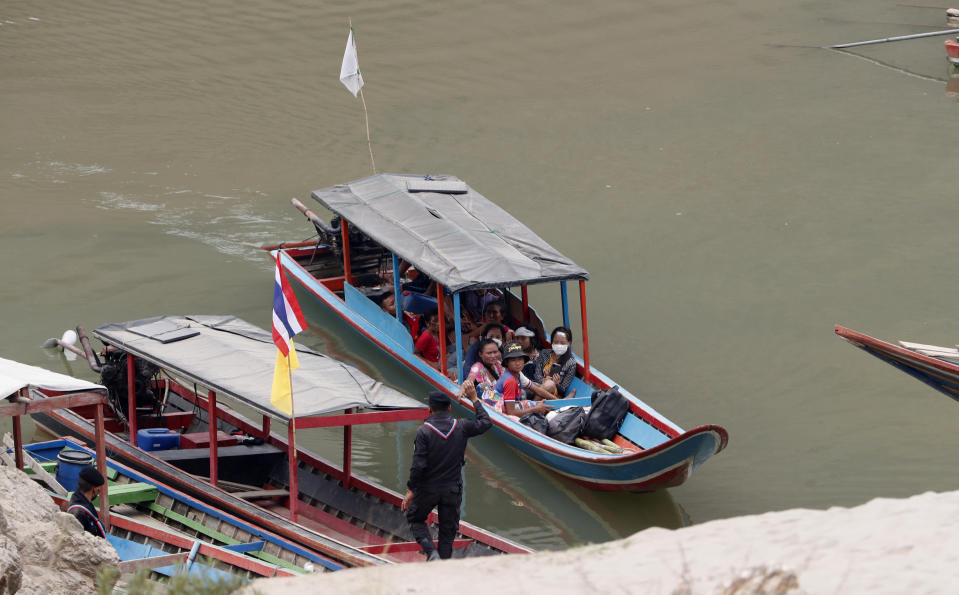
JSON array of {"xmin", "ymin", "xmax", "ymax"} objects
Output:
[{"xmin": 827, "ymin": 28, "xmax": 959, "ymax": 48}]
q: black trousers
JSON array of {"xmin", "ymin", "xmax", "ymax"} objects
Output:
[{"xmin": 405, "ymin": 484, "xmax": 462, "ymax": 559}]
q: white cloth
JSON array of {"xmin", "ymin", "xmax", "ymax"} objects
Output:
[{"xmin": 339, "ymin": 29, "xmax": 364, "ymax": 97}]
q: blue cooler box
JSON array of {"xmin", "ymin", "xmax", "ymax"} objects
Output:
[{"xmin": 137, "ymin": 428, "xmax": 180, "ymax": 451}]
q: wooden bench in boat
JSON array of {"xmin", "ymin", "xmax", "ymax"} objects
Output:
[
  {"xmin": 151, "ymin": 444, "xmax": 285, "ymax": 487},
  {"xmin": 96, "ymin": 482, "xmax": 159, "ymax": 506}
]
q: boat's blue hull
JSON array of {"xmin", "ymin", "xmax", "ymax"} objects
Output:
[{"xmin": 279, "ymin": 250, "xmax": 728, "ymax": 492}]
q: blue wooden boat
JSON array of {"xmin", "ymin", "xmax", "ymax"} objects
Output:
[
  {"xmin": 835, "ymin": 324, "xmax": 959, "ymax": 402},
  {"xmin": 267, "ymin": 173, "xmax": 729, "ymax": 491}
]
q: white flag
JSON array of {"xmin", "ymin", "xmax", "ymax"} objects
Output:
[{"xmin": 339, "ymin": 28, "xmax": 364, "ymax": 97}]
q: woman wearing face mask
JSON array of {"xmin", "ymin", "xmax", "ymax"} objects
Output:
[{"xmin": 531, "ymin": 326, "xmax": 577, "ymax": 397}]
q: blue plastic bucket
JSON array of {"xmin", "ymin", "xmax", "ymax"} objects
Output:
[{"xmin": 56, "ymin": 449, "xmax": 94, "ymax": 492}]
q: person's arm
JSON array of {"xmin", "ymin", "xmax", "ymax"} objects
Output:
[
  {"xmin": 459, "ymin": 379, "xmax": 492, "ymax": 437},
  {"xmin": 556, "ymin": 358, "xmax": 577, "ymax": 396},
  {"xmin": 402, "ymin": 429, "xmax": 429, "ymax": 510},
  {"xmin": 505, "ymin": 401, "xmax": 550, "ymax": 417},
  {"xmin": 527, "ymin": 381, "xmax": 557, "ymax": 401}
]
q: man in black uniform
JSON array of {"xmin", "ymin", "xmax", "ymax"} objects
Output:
[
  {"xmin": 68, "ymin": 466, "xmax": 106, "ymax": 538},
  {"xmin": 402, "ymin": 379, "xmax": 491, "ymax": 560}
]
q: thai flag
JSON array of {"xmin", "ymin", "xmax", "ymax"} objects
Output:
[{"xmin": 272, "ymin": 253, "xmax": 306, "ymax": 357}]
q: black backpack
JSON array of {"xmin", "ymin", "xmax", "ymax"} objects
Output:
[
  {"xmin": 519, "ymin": 412, "xmax": 548, "ymax": 434},
  {"xmin": 582, "ymin": 386, "xmax": 630, "ymax": 440},
  {"xmin": 546, "ymin": 407, "xmax": 587, "ymax": 444}
]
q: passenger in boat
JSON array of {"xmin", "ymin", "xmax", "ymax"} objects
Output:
[
  {"xmin": 378, "ymin": 291, "xmax": 396, "ymax": 317},
  {"xmin": 531, "ymin": 326, "xmax": 578, "ymax": 397},
  {"xmin": 513, "ymin": 326, "xmax": 540, "ymax": 378},
  {"xmin": 463, "ymin": 289, "xmax": 498, "ymax": 321},
  {"xmin": 414, "ymin": 309, "xmax": 442, "ymax": 368},
  {"xmin": 68, "ymin": 466, "xmax": 106, "ymax": 538},
  {"xmin": 402, "ymin": 382, "xmax": 491, "ymax": 560},
  {"xmin": 467, "ymin": 338, "xmax": 505, "ymax": 386},
  {"xmin": 495, "ymin": 342, "xmax": 557, "ymax": 415},
  {"xmin": 461, "ymin": 323, "xmax": 506, "ymax": 378}
]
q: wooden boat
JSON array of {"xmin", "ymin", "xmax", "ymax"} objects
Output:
[
  {"xmin": 266, "ymin": 173, "xmax": 728, "ymax": 492},
  {"xmin": 29, "ymin": 316, "xmax": 530, "ymax": 566},
  {"xmin": 835, "ymin": 324, "xmax": 959, "ymax": 402},
  {"xmin": 947, "ymin": 38, "xmax": 959, "ymax": 65},
  {"xmin": 20, "ymin": 437, "xmax": 309, "ymax": 581},
  {"xmin": 0, "ymin": 358, "xmax": 305, "ymax": 583}
]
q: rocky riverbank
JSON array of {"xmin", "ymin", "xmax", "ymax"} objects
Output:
[
  {"xmin": 242, "ymin": 489, "xmax": 959, "ymax": 594},
  {"xmin": 0, "ymin": 466, "xmax": 118, "ymax": 593}
]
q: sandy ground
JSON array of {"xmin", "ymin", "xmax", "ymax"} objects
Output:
[{"xmin": 243, "ymin": 489, "xmax": 959, "ymax": 594}]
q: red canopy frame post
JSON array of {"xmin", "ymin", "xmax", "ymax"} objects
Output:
[
  {"xmin": 12, "ymin": 389, "xmax": 25, "ymax": 471},
  {"xmin": 343, "ymin": 408, "xmax": 352, "ymax": 489},
  {"xmin": 94, "ymin": 400, "xmax": 110, "ymax": 530},
  {"xmin": 207, "ymin": 390, "xmax": 218, "ymax": 488},
  {"xmin": 126, "ymin": 353, "xmax": 137, "ymax": 445},
  {"xmin": 521, "ymin": 285, "xmax": 529, "ymax": 323},
  {"xmin": 437, "ymin": 284, "xmax": 447, "ymax": 376},
  {"xmin": 341, "ymin": 220, "xmax": 352, "ymax": 285},
  {"xmin": 287, "ymin": 418, "xmax": 298, "ymax": 522},
  {"xmin": 579, "ymin": 280, "xmax": 591, "ymax": 384},
  {"xmin": 261, "ymin": 415, "xmax": 271, "ymax": 439}
]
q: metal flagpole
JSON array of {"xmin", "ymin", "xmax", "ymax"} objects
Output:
[{"xmin": 287, "ymin": 354, "xmax": 299, "ymax": 522}]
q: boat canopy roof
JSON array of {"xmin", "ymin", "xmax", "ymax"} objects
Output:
[
  {"xmin": 93, "ymin": 315, "xmax": 426, "ymax": 421},
  {"xmin": 0, "ymin": 357, "xmax": 107, "ymax": 400},
  {"xmin": 310, "ymin": 173, "xmax": 590, "ymax": 293}
]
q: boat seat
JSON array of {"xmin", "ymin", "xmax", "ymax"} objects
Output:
[
  {"xmin": 94, "ymin": 482, "xmax": 159, "ymax": 506},
  {"xmin": 152, "ymin": 444, "xmax": 285, "ymax": 487},
  {"xmin": 617, "ymin": 414, "xmax": 669, "ymax": 449}
]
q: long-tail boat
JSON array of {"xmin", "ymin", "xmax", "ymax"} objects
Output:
[
  {"xmin": 28, "ymin": 315, "xmax": 530, "ymax": 565},
  {"xmin": 835, "ymin": 324, "xmax": 959, "ymax": 402},
  {"xmin": 265, "ymin": 173, "xmax": 728, "ymax": 491}
]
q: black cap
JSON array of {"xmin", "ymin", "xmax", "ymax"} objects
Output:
[
  {"xmin": 502, "ymin": 341, "xmax": 529, "ymax": 361},
  {"xmin": 428, "ymin": 391, "xmax": 451, "ymax": 408},
  {"xmin": 79, "ymin": 466, "xmax": 105, "ymax": 487}
]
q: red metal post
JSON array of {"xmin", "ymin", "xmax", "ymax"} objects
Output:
[
  {"xmin": 287, "ymin": 418, "xmax": 298, "ymax": 522},
  {"xmin": 207, "ymin": 390, "xmax": 218, "ymax": 488},
  {"xmin": 343, "ymin": 408, "xmax": 352, "ymax": 489},
  {"xmin": 126, "ymin": 353, "xmax": 137, "ymax": 445},
  {"xmin": 579, "ymin": 280, "xmax": 591, "ymax": 384},
  {"xmin": 261, "ymin": 415, "xmax": 271, "ymax": 439},
  {"xmin": 521, "ymin": 285, "xmax": 529, "ymax": 323},
  {"xmin": 437, "ymin": 284, "xmax": 447, "ymax": 376},
  {"xmin": 341, "ymin": 219, "xmax": 352, "ymax": 284},
  {"xmin": 12, "ymin": 391, "xmax": 23, "ymax": 471},
  {"xmin": 94, "ymin": 401, "xmax": 110, "ymax": 530}
]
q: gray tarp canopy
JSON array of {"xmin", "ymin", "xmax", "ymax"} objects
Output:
[
  {"xmin": 93, "ymin": 315, "xmax": 425, "ymax": 422},
  {"xmin": 0, "ymin": 357, "xmax": 107, "ymax": 400},
  {"xmin": 310, "ymin": 173, "xmax": 590, "ymax": 293}
]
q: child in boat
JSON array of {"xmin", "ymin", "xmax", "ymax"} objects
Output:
[{"xmin": 493, "ymin": 342, "xmax": 555, "ymax": 417}]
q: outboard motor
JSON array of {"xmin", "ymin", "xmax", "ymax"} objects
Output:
[{"xmin": 99, "ymin": 349, "xmax": 160, "ymax": 419}]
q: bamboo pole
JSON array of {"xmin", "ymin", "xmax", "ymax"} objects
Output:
[{"xmin": 827, "ymin": 28, "xmax": 959, "ymax": 48}]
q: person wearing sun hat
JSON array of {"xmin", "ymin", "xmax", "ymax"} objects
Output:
[
  {"xmin": 68, "ymin": 466, "xmax": 106, "ymax": 538},
  {"xmin": 494, "ymin": 342, "xmax": 556, "ymax": 416}
]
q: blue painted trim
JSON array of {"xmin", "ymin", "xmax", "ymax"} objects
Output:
[
  {"xmin": 560, "ymin": 281, "xmax": 570, "ymax": 329},
  {"xmin": 344, "ymin": 282, "xmax": 413, "ymax": 353},
  {"xmin": 392, "ymin": 253, "xmax": 402, "ymax": 324},
  {"xmin": 453, "ymin": 293, "xmax": 463, "ymax": 383}
]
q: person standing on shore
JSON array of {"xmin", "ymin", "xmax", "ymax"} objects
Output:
[
  {"xmin": 401, "ymin": 380, "xmax": 491, "ymax": 560},
  {"xmin": 68, "ymin": 466, "xmax": 106, "ymax": 538}
]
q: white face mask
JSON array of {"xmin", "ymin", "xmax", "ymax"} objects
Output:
[
  {"xmin": 552, "ymin": 344, "xmax": 568, "ymax": 356},
  {"xmin": 491, "ymin": 338, "xmax": 502, "ymax": 347}
]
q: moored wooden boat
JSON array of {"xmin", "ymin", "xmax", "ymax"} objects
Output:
[
  {"xmin": 30, "ymin": 315, "xmax": 530, "ymax": 566},
  {"xmin": 267, "ymin": 173, "xmax": 729, "ymax": 492},
  {"xmin": 835, "ymin": 324, "xmax": 959, "ymax": 402}
]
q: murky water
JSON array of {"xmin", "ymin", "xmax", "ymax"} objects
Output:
[{"xmin": 3, "ymin": 0, "xmax": 959, "ymax": 550}]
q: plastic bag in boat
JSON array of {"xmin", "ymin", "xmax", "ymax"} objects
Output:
[
  {"xmin": 519, "ymin": 411, "xmax": 548, "ymax": 434},
  {"xmin": 582, "ymin": 386, "xmax": 629, "ymax": 441},
  {"xmin": 546, "ymin": 406, "xmax": 586, "ymax": 444}
]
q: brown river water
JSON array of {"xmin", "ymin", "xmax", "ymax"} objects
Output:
[{"xmin": 3, "ymin": 0, "xmax": 959, "ymax": 550}]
